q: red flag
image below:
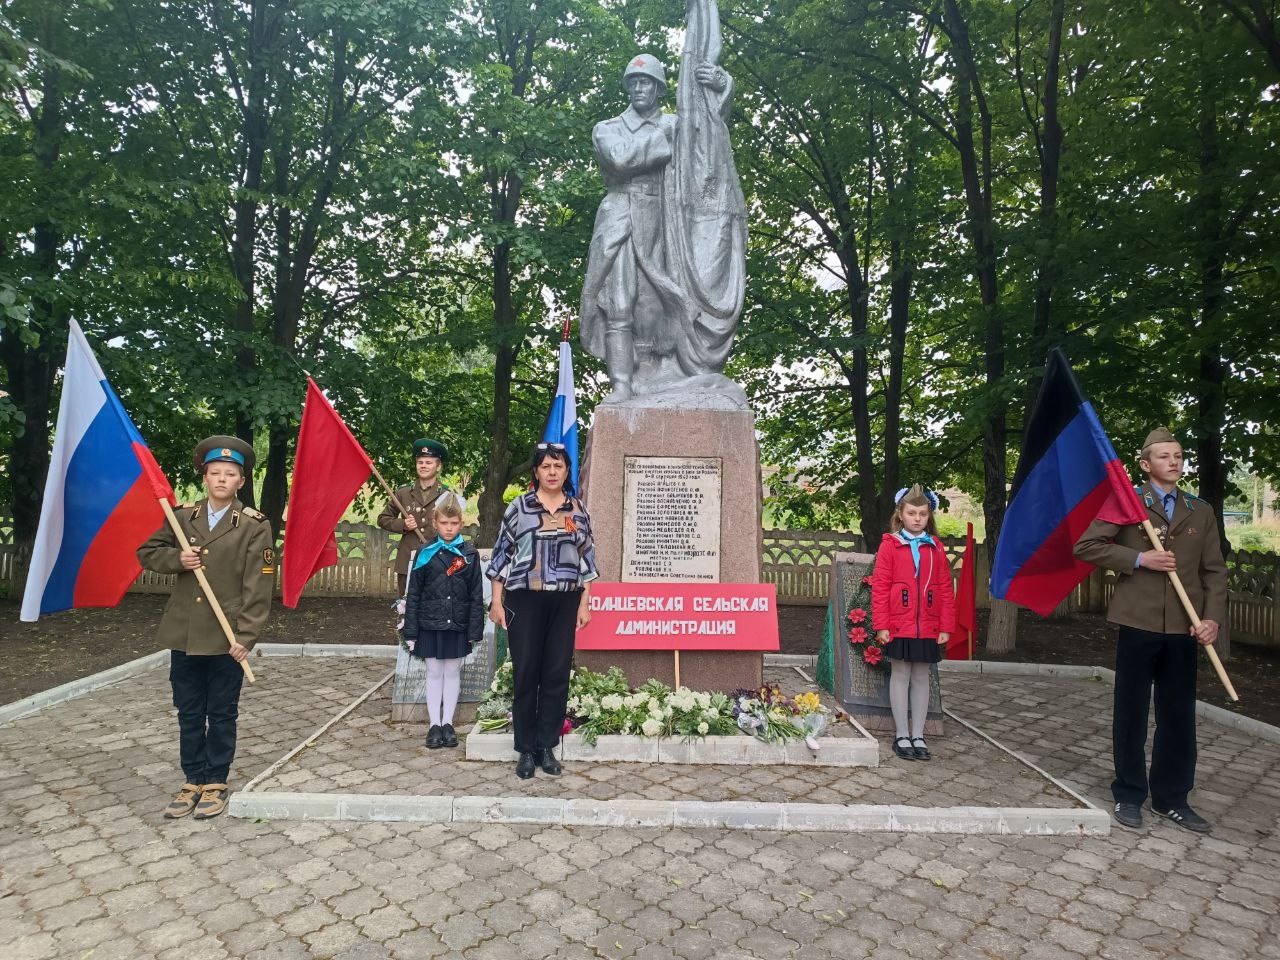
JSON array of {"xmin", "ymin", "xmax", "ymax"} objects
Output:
[
  {"xmin": 281, "ymin": 378, "xmax": 373, "ymax": 607},
  {"xmin": 948, "ymin": 522, "xmax": 978, "ymax": 660}
]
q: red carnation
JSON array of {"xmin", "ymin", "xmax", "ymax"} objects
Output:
[
  {"xmin": 863, "ymin": 645, "xmax": 883, "ymax": 665},
  {"xmin": 848, "ymin": 607, "xmax": 867, "ymax": 623},
  {"xmin": 861, "ymin": 576, "xmax": 873, "ymax": 585},
  {"xmin": 848, "ymin": 627, "xmax": 868, "ymax": 644}
]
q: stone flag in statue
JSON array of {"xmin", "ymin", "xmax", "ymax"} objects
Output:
[{"xmin": 579, "ymin": 0, "xmax": 747, "ymax": 404}]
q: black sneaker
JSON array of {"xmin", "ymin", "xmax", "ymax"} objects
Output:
[
  {"xmin": 440, "ymin": 723, "xmax": 458, "ymax": 748},
  {"xmin": 1152, "ymin": 804, "xmax": 1211, "ymax": 834},
  {"xmin": 426, "ymin": 725, "xmax": 444, "ymax": 749},
  {"xmin": 1113, "ymin": 801, "xmax": 1143, "ymax": 829}
]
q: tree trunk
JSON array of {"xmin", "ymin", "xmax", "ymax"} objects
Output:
[{"xmin": 478, "ymin": 234, "xmax": 518, "ymax": 544}]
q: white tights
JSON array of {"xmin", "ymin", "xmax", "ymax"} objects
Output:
[
  {"xmin": 425, "ymin": 658, "xmax": 463, "ymax": 728},
  {"xmin": 889, "ymin": 659, "xmax": 931, "ymax": 741}
]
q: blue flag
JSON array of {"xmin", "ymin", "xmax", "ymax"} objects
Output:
[{"xmin": 542, "ymin": 339, "xmax": 579, "ymax": 494}]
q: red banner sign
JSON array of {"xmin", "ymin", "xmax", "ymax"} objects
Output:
[{"xmin": 576, "ymin": 582, "xmax": 779, "ymax": 651}]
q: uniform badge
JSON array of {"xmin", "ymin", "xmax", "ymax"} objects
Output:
[
  {"xmin": 1187, "ymin": 527, "xmax": 1197, "ymax": 535},
  {"xmin": 262, "ymin": 546, "xmax": 276, "ymax": 575},
  {"xmin": 446, "ymin": 557, "xmax": 466, "ymax": 577}
]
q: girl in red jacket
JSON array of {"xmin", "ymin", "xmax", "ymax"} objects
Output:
[{"xmin": 872, "ymin": 485, "xmax": 955, "ymax": 761}]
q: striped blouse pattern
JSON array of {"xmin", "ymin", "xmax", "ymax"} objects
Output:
[{"xmin": 486, "ymin": 492, "xmax": 599, "ymax": 592}]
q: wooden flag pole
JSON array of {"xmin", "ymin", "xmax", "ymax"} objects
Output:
[
  {"xmin": 368, "ymin": 462, "xmax": 429, "ymax": 544},
  {"xmin": 673, "ymin": 650, "xmax": 681, "ymax": 690},
  {"xmin": 1140, "ymin": 518, "xmax": 1238, "ymax": 701},
  {"xmin": 159, "ymin": 499, "xmax": 255, "ymax": 683}
]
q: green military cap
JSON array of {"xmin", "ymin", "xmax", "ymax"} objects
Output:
[
  {"xmin": 194, "ymin": 435, "xmax": 254, "ymax": 474},
  {"xmin": 413, "ymin": 437, "xmax": 448, "ymax": 462},
  {"xmin": 1142, "ymin": 426, "xmax": 1178, "ymax": 449}
]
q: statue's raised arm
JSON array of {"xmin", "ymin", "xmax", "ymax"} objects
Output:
[{"xmin": 579, "ymin": 0, "xmax": 748, "ymax": 408}]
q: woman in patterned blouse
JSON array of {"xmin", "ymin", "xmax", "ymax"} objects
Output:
[{"xmin": 488, "ymin": 444, "xmax": 598, "ymax": 780}]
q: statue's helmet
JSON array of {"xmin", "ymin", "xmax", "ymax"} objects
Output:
[{"xmin": 623, "ymin": 53, "xmax": 667, "ymax": 91}]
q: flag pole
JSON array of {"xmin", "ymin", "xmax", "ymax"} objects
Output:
[
  {"xmin": 1140, "ymin": 519, "xmax": 1237, "ymax": 701},
  {"xmin": 673, "ymin": 650, "xmax": 681, "ymax": 690},
  {"xmin": 367, "ymin": 462, "xmax": 429, "ymax": 544},
  {"xmin": 158, "ymin": 499, "xmax": 255, "ymax": 683}
]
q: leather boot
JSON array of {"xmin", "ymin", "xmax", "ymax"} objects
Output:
[
  {"xmin": 605, "ymin": 330, "xmax": 634, "ymax": 400},
  {"xmin": 539, "ymin": 747, "xmax": 562, "ymax": 776},
  {"xmin": 515, "ymin": 751, "xmax": 537, "ymax": 779}
]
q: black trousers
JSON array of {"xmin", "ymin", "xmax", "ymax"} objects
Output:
[
  {"xmin": 504, "ymin": 589, "xmax": 580, "ymax": 753},
  {"xmin": 1112, "ymin": 625, "xmax": 1198, "ymax": 809},
  {"xmin": 170, "ymin": 650, "xmax": 245, "ymax": 784}
]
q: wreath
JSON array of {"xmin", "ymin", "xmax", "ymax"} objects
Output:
[{"xmin": 845, "ymin": 560, "xmax": 888, "ymax": 668}]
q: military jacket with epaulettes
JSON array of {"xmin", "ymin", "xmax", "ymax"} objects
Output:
[
  {"xmin": 377, "ymin": 481, "xmax": 448, "ymax": 575},
  {"xmin": 137, "ymin": 498, "xmax": 275, "ymax": 655},
  {"xmin": 1074, "ymin": 481, "xmax": 1228, "ymax": 634}
]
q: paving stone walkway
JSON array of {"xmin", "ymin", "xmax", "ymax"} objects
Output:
[{"xmin": 1, "ymin": 656, "xmax": 1277, "ymax": 959}]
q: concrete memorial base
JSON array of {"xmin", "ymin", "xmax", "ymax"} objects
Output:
[
  {"xmin": 578, "ymin": 400, "xmax": 766, "ymax": 693},
  {"xmin": 464, "ymin": 729, "xmax": 879, "ymax": 767}
]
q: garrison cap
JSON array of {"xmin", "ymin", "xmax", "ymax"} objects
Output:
[
  {"xmin": 194, "ymin": 435, "xmax": 254, "ymax": 474},
  {"xmin": 623, "ymin": 53, "xmax": 667, "ymax": 90},
  {"xmin": 1141, "ymin": 426, "xmax": 1179, "ymax": 451},
  {"xmin": 413, "ymin": 438, "xmax": 448, "ymax": 462}
]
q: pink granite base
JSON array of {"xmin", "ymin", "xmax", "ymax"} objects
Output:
[{"xmin": 577, "ymin": 403, "xmax": 765, "ymax": 693}]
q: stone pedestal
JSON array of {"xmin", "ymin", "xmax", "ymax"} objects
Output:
[{"xmin": 577, "ymin": 400, "xmax": 765, "ymax": 693}]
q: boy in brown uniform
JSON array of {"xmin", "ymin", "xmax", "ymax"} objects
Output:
[
  {"xmin": 138, "ymin": 436, "xmax": 274, "ymax": 819},
  {"xmin": 1074, "ymin": 427, "xmax": 1227, "ymax": 833},
  {"xmin": 377, "ymin": 438, "xmax": 453, "ymax": 594}
]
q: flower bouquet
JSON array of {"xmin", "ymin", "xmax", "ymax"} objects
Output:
[{"xmin": 732, "ymin": 686, "xmax": 830, "ymax": 748}]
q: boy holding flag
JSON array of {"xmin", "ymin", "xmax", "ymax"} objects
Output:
[
  {"xmin": 138, "ymin": 436, "xmax": 274, "ymax": 820},
  {"xmin": 1075, "ymin": 427, "xmax": 1226, "ymax": 833}
]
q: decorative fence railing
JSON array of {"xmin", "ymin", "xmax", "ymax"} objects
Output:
[{"xmin": 3, "ymin": 518, "xmax": 1277, "ymax": 649}]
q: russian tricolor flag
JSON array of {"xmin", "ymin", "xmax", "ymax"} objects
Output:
[
  {"xmin": 20, "ymin": 321, "xmax": 175, "ymax": 621},
  {"xmin": 542, "ymin": 327, "xmax": 579, "ymax": 494},
  {"xmin": 991, "ymin": 348, "xmax": 1145, "ymax": 616}
]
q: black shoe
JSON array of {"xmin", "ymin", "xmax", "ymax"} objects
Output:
[
  {"xmin": 515, "ymin": 751, "xmax": 537, "ymax": 779},
  {"xmin": 440, "ymin": 723, "xmax": 458, "ymax": 748},
  {"xmin": 1113, "ymin": 801, "xmax": 1143, "ymax": 829},
  {"xmin": 893, "ymin": 737, "xmax": 916, "ymax": 760},
  {"xmin": 911, "ymin": 738, "xmax": 931, "ymax": 761},
  {"xmin": 426, "ymin": 725, "xmax": 444, "ymax": 749},
  {"xmin": 1152, "ymin": 804, "xmax": 1210, "ymax": 833},
  {"xmin": 538, "ymin": 747, "xmax": 562, "ymax": 776}
]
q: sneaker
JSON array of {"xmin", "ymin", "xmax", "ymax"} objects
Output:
[
  {"xmin": 192, "ymin": 783, "xmax": 229, "ymax": 820},
  {"xmin": 1113, "ymin": 801, "xmax": 1143, "ymax": 829},
  {"xmin": 1152, "ymin": 804, "xmax": 1211, "ymax": 834},
  {"xmin": 163, "ymin": 783, "xmax": 203, "ymax": 819},
  {"xmin": 440, "ymin": 724, "xmax": 458, "ymax": 748}
]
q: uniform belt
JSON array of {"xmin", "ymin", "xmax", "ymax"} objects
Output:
[{"xmin": 612, "ymin": 179, "xmax": 660, "ymax": 197}]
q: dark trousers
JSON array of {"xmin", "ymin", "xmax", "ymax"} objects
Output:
[
  {"xmin": 504, "ymin": 589, "xmax": 580, "ymax": 753},
  {"xmin": 1112, "ymin": 625, "xmax": 1198, "ymax": 809},
  {"xmin": 170, "ymin": 650, "xmax": 245, "ymax": 784}
]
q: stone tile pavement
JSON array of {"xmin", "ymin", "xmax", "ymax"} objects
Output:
[{"xmin": 1, "ymin": 655, "xmax": 1278, "ymax": 959}]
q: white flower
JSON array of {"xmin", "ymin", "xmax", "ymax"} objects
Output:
[
  {"xmin": 648, "ymin": 700, "xmax": 664, "ymax": 718},
  {"xmin": 694, "ymin": 691, "xmax": 711, "ymax": 709},
  {"xmin": 703, "ymin": 708, "xmax": 719, "ymax": 720},
  {"xmin": 641, "ymin": 717, "xmax": 663, "ymax": 737},
  {"xmin": 697, "ymin": 721, "xmax": 709, "ymax": 735},
  {"xmin": 601, "ymin": 694, "xmax": 624, "ymax": 711}
]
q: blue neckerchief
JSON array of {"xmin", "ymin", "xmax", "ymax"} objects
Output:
[
  {"xmin": 412, "ymin": 535, "xmax": 467, "ymax": 571},
  {"xmin": 897, "ymin": 530, "xmax": 934, "ymax": 574}
]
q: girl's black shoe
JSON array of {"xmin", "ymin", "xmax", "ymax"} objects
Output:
[
  {"xmin": 893, "ymin": 737, "xmax": 916, "ymax": 760},
  {"xmin": 426, "ymin": 725, "xmax": 444, "ymax": 749},
  {"xmin": 911, "ymin": 738, "xmax": 931, "ymax": 761},
  {"xmin": 440, "ymin": 724, "xmax": 458, "ymax": 748}
]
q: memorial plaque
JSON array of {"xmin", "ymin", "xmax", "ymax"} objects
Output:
[{"xmin": 622, "ymin": 456, "xmax": 721, "ymax": 582}]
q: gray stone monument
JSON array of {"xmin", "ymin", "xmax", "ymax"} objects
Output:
[
  {"xmin": 579, "ymin": 0, "xmax": 748, "ymax": 408},
  {"xmin": 830, "ymin": 552, "xmax": 943, "ymax": 736}
]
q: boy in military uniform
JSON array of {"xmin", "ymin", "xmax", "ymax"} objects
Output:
[
  {"xmin": 1074, "ymin": 427, "xmax": 1227, "ymax": 833},
  {"xmin": 377, "ymin": 438, "xmax": 456, "ymax": 594},
  {"xmin": 138, "ymin": 436, "xmax": 274, "ymax": 819}
]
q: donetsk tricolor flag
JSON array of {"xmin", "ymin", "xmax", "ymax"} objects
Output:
[
  {"xmin": 21, "ymin": 321, "xmax": 175, "ymax": 621},
  {"xmin": 990, "ymin": 349, "xmax": 1145, "ymax": 616}
]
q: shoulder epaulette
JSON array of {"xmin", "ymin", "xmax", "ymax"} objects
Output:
[{"xmin": 242, "ymin": 506, "xmax": 268, "ymax": 521}]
